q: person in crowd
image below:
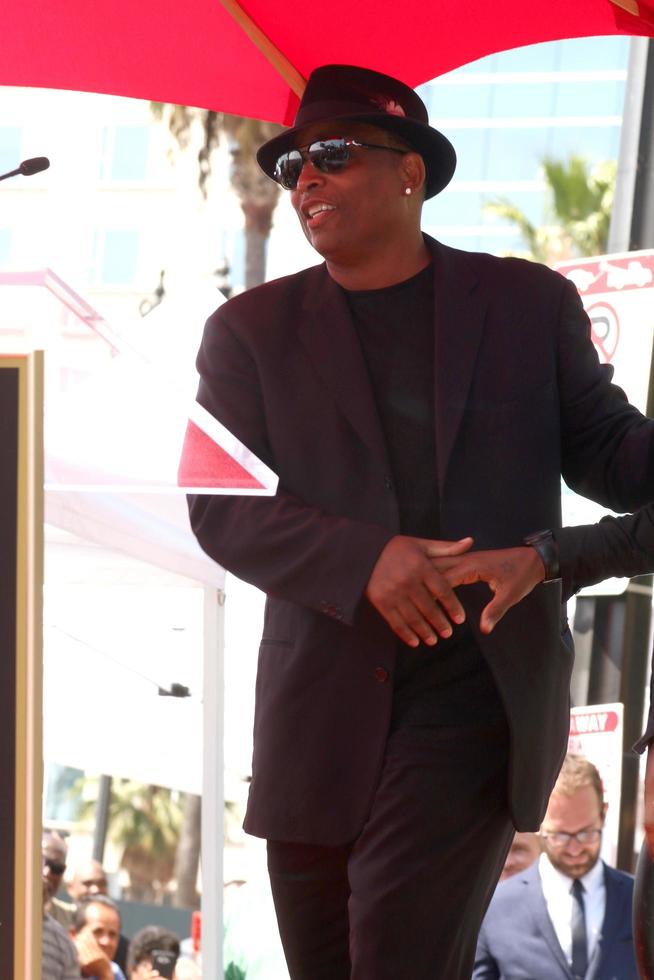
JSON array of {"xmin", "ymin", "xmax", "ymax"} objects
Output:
[
  {"xmin": 70, "ymin": 895, "xmax": 126, "ymax": 980},
  {"xmin": 188, "ymin": 62, "xmax": 654, "ymax": 978},
  {"xmin": 499, "ymin": 832, "xmax": 541, "ymax": 882},
  {"xmin": 67, "ymin": 859, "xmax": 109, "ymax": 903},
  {"xmin": 474, "ymin": 754, "xmax": 637, "ymax": 979},
  {"xmin": 126, "ymin": 925, "xmax": 181, "ymax": 979},
  {"xmin": 68, "ymin": 859, "xmax": 129, "ymax": 972},
  {"xmin": 42, "ymin": 831, "xmax": 76, "ymax": 930},
  {"xmin": 42, "ymin": 868, "xmax": 80, "ymax": 980}
]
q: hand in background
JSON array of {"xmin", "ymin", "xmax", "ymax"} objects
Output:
[
  {"xmin": 131, "ymin": 969, "xmax": 161, "ymax": 980},
  {"xmin": 365, "ymin": 535, "xmax": 473, "ymax": 647},
  {"xmin": 73, "ymin": 932, "xmax": 113, "ymax": 980},
  {"xmin": 432, "ymin": 546, "xmax": 546, "ymax": 634}
]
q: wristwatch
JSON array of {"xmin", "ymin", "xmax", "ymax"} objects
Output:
[{"xmin": 523, "ymin": 529, "xmax": 560, "ymax": 582}]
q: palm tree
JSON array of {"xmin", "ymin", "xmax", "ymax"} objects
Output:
[
  {"xmin": 110, "ymin": 781, "xmax": 183, "ymax": 902},
  {"xmin": 152, "ymin": 104, "xmax": 284, "ymax": 288},
  {"xmin": 172, "ymin": 792, "xmax": 201, "ymax": 908},
  {"xmin": 484, "ymin": 155, "xmax": 616, "ymax": 265},
  {"xmin": 75, "ymin": 776, "xmax": 184, "ymax": 902}
]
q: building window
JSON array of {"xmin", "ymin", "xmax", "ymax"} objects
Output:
[
  {"xmin": 558, "ymin": 35, "xmax": 630, "ymax": 71},
  {"xmin": 0, "ymin": 127, "xmax": 22, "ymax": 176},
  {"xmin": 43, "ymin": 762, "xmax": 85, "ymax": 823},
  {"xmin": 100, "ymin": 126, "xmax": 150, "ymax": 182},
  {"xmin": 92, "ymin": 229, "xmax": 140, "ymax": 285},
  {"xmin": 419, "ymin": 35, "xmax": 628, "ymax": 258}
]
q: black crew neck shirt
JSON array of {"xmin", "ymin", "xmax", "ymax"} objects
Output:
[{"xmin": 343, "ymin": 265, "xmax": 504, "ymax": 728}]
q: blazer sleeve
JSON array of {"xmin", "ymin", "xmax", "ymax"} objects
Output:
[
  {"xmin": 187, "ymin": 306, "xmax": 393, "ymax": 625},
  {"xmin": 472, "ymin": 923, "xmax": 501, "ymax": 980},
  {"xmin": 555, "ymin": 506, "xmax": 654, "ymax": 602}
]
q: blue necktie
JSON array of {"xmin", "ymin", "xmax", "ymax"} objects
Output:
[{"xmin": 571, "ymin": 878, "xmax": 588, "ymax": 979}]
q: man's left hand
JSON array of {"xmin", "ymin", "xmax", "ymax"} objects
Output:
[
  {"xmin": 74, "ymin": 932, "xmax": 113, "ymax": 980},
  {"xmin": 430, "ymin": 546, "xmax": 546, "ymax": 633}
]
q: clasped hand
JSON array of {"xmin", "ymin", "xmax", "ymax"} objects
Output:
[{"xmin": 365, "ymin": 535, "xmax": 546, "ymax": 646}]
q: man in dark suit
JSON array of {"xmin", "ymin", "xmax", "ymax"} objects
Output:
[
  {"xmin": 188, "ymin": 64, "xmax": 654, "ymax": 979},
  {"xmin": 473, "ymin": 755, "xmax": 637, "ymax": 980}
]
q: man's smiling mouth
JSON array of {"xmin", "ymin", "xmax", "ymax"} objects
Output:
[{"xmin": 306, "ymin": 203, "xmax": 336, "ymax": 221}]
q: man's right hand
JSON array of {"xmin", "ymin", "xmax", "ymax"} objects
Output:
[{"xmin": 365, "ymin": 535, "xmax": 473, "ymax": 647}]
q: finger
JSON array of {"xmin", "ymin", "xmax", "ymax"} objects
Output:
[
  {"xmin": 433, "ymin": 557, "xmax": 484, "ymax": 587},
  {"xmin": 395, "ymin": 597, "xmax": 442, "ymax": 646},
  {"xmin": 410, "ymin": 586, "xmax": 456, "ymax": 640},
  {"xmin": 423, "ymin": 568, "xmax": 466, "ymax": 624},
  {"xmin": 423, "ymin": 536, "xmax": 473, "ymax": 558},
  {"xmin": 380, "ymin": 605, "xmax": 422, "ymax": 648},
  {"xmin": 479, "ymin": 589, "xmax": 514, "ymax": 634}
]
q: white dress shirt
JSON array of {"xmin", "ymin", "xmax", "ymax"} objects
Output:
[{"xmin": 538, "ymin": 852, "xmax": 606, "ymax": 966}]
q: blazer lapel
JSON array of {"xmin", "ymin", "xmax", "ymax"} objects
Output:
[
  {"xmin": 295, "ymin": 242, "xmax": 489, "ymax": 486},
  {"xmin": 296, "ymin": 264, "xmax": 389, "ymax": 463},
  {"xmin": 523, "ymin": 864, "xmax": 574, "ymax": 978},
  {"xmin": 429, "ymin": 238, "xmax": 487, "ymax": 492}
]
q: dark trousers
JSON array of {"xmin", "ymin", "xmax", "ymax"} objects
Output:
[{"xmin": 267, "ymin": 716, "xmax": 514, "ymax": 980}]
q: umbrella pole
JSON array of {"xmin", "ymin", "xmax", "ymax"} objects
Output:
[
  {"xmin": 217, "ymin": 0, "xmax": 306, "ymax": 98},
  {"xmin": 201, "ymin": 585, "xmax": 226, "ymax": 978},
  {"xmin": 610, "ymin": 0, "xmax": 641, "ymax": 14}
]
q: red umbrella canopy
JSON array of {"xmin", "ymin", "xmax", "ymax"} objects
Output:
[{"xmin": 2, "ymin": 0, "xmax": 654, "ymax": 123}]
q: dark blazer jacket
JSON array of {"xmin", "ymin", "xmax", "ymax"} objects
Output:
[
  {"xmin": 189, "ymin": 236, "xmax": 654, "ymax": 845},
  {"xmin": 473, "ymin": 860, "xmax": 637, "ymax": 980}
]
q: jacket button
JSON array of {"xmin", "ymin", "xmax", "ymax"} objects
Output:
[{"xmin": 374, "ymin": 667, "xmax": 389, "ymax": 683}]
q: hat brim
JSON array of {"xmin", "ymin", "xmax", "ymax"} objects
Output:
[{"xmin": 256, "ymin": 112, "xmax": 456, "ymax": 199}]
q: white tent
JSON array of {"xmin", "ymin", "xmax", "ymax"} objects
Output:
[{"xmin": 0, "ymin": 269, "xmax": 266, "ymax": 977}]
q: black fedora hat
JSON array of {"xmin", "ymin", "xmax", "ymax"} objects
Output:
[{"xmin": 257, "ymin": 64, "xmax": 456, "ymax": 199}]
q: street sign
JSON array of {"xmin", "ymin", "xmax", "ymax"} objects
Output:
[
  {"xmin": 556, "ymin": 250, "xmax": 654, "ymax": 595},
  {"xmin": 569, "ymin": 702, "xmax": 624, "ymax": 865}
]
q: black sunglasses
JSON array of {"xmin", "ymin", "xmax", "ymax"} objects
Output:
[
  {"xmin": 44, "ymin": 857, "xmax": 67, "ymax": 876},
  {"xmin": 273, "ymin": 138, "xmax": 407, "ymax": 190}
]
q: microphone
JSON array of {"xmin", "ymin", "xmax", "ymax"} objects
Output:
[{"xmin": 0, "ymin": 157, "xmax": 50, "ymax": 182}]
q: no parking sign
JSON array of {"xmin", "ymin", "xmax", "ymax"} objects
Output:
[
  {"xmin": 569, "ymin": 703, "xmax": 623, "ymax": 864},
  {"xmin": 556, "ymin": 250, "xmax": 654, "ymax": 593}
]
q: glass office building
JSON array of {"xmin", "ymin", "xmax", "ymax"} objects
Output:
[{"xmin": 420, "ymin": 36, "xmax": 630, "ymax": 255}]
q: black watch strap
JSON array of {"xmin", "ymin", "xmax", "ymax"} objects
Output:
[{"xmin": 523, "ymin": 529, "xmax": 560, "ymax": 582}]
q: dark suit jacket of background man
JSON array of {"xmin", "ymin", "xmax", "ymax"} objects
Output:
[
  {"xmin": 189, "ymin": 235, "xmax": 654, "ymax": 846},
  {"xmin": 473, "ymin": 859, "xmax": 637, "ymax": 980}
]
